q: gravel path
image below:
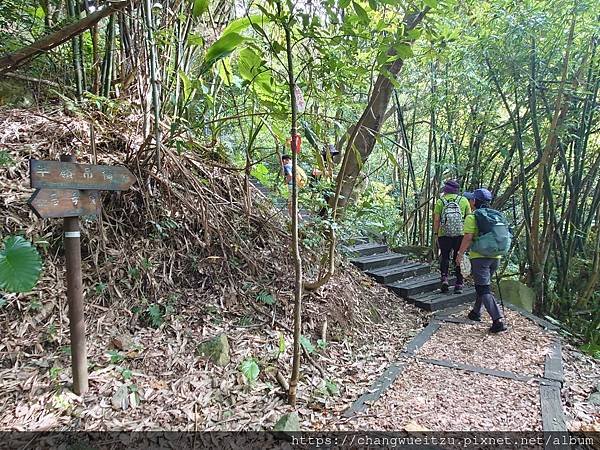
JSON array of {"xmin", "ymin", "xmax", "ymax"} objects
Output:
[
  {"xmin": 339, "ymin": 306, "xmax": 598, "ymax": 432},
  {"xmin": 347, "ymin": 359, "xmax": 542, "ymax": 431},
  {"xmin": 417, "ymin": 309, "xmax": 553, "ymax": 377}
]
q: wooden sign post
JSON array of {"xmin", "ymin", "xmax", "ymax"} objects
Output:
[{"xmin": 29, "ymin": 155, "xmax": 134, "ymax": 395}]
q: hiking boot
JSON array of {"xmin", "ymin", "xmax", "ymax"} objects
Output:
[
  {"xmin": 454, "ymin": 284, "xmax": 464, "ymax": 294},
  {"xmin": 467, "ymin": 310, "xmax": 481, "ymax": 321},
  {"xmin": 489, "ymin": 320, "xmax": 508, "ymax": 333},
  {"xmin": 441, "ymin": 276, "xmax": 449, "ymax": 293}
]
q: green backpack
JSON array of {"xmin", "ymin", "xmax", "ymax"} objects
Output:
[{"xmin": 470, "ymin": 208, "xmax": 512, "ymax": 257}]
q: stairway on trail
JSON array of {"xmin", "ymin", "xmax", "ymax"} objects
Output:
[
  {"xmin": 344, "ymin": 241, "xmax": 475, "ymax": 311},
  {"xmin": 250, "ymin": 178, "xmax": 473, "ymax": 311}
]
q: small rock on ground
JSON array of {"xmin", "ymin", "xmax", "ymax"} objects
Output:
[
  {"xmin": 274, "ymin": 412, "xmax": 300, "ymax": 432},
  {"xmin": 587, "ymin": 392, "xmax": 600, "ymax": 406},
  {"xmin": 197, "ymin": 334, "xmax": 230, "ymax": 366}
]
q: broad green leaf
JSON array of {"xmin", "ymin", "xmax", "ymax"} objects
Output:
[
  {"xmin": 368, "ymin": 0, "xmax": 378, "ymax": 10},
  {"xmin": 201, "ymin": 32, "xmax": 244, "ymax": 73},
  {"xmin": 300, "ymin": 335, "xmax": 315, "ymax": 354},
  {"xmin": 192, "ymin": 0, "xmax": 209, "ymax": 17},
  {"xmin": 424, "ymin": 0, "xmax": 438, "ymax": 8},
  {"xmin": 0, "ymin": 236, "xmax": 42, "ymax": 293},
  {"xmin": 339, "ymin": 0, "xmax": 351, "ymax": 8},
  {"xmin": 238, "ymin": 48, "xmax": 263, "ymax": 81},
  {"xmin": 240, "ymin": 358, "xmax": 260, "ymax": 382},
  {"xmin": 222, "ymin": 15, "xmax": 271, "ymax": 36},
  {"xmin": 395, "ymin": 44, "xmax": 414, "ymax": 59},
  {"xmin": 407, "ymin": 29, "xmax": 422, "ymax": 40},
  {"xmin": 352, "ymin": 2, "xmax": 369, "ymax": 23}
]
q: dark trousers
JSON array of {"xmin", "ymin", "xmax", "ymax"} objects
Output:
[
  {"xmin": 438, "ymin": 235, "xmax": 463, "ymax": 285},
  {"xmin": 471, "ymin": 258, "xmax": 503, "ymax": 321}
]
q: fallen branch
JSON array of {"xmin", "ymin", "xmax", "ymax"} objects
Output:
[
  {"xmin": 3, "ymin": 73, "xmax": 75, "ymax": 92},
  {"xmin": 0, "ymin": 1, "xmax": 128, "ymax": 75}
]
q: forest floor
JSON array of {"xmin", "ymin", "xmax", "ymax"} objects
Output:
[{"xmin": 0, "ymin": 107, "xmax": 598, "ymax": 434}]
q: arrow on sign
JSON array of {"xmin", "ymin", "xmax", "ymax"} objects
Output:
[
  {"xmin": 30, "ymin": 160, "xmax": 135, "ymax": 191},
  {"xmin": 28, "ymin": 189, "xmax": 101, "ymax": 219}
]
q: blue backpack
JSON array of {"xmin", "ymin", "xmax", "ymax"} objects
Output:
[{"xmin": 470, "ymin": 208, "xmax": 512, "ymax": 257}]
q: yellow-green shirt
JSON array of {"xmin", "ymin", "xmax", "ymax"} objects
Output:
[
  {"xmin": 464, "ymin": 214, "xmax": 502, "ymax": 259},
  {"xmin": 434, "ymin": 194, "xmax": 471, "ymax": 237}
]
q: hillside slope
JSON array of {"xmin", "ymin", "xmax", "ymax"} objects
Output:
[{"xmin": 0, "ymin": 107, "xmax": 426, "ymax": 430}]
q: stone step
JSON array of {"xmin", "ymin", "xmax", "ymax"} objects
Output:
[
  {"xmin": 387, "ymin": 273, "xmax": 456, "ymax": 298},
  {"xmin": 343, "ymin": 242, "xmax": 389, "ymax": 258},
  {"xmin": 345, "ymin": 236, "xmax": 370, "ymax": 245},
  {"xmin": 408, "ymin": 287, "xmax": 476, "ymax": 312},
  {"xmin": 351, "ymin": 252, "xmax": 407, "ymax": 271},
  {"xmin": 365, "ymin": 262, "xmax": 431, "ymax": 284}
]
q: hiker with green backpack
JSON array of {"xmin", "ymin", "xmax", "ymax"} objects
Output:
[
  {"xmin": 433, "ymin": 180, "xmax": 471, "ymax": 294},
  {"xmin": 456, "ymin": 188, "xmax": 512, "ymax": 333}
]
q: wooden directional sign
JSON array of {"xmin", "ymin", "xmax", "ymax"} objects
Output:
[
  {"xmin": 28, "ymin": 189, "xmax": 101, "ymax": 219},
  {"xmin": 30, "ymin": 159, "xmax": 135, "ymax": 191}
]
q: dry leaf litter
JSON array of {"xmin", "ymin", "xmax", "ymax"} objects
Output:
[{"xmin": 0, "ymin": 107, "xmax": 427, "ymax": 431}]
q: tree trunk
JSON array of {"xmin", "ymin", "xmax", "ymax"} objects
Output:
[
  {"xmin": 142, "ymin": 0, "xmax": 162, "ymax": 170},
  {"xmin": 333, "ymin": 9, "xmax": 428, "ymax": 207},
  {"xmin": 284, "ymin": 13, "xmax": 303, "ymax": 407}
]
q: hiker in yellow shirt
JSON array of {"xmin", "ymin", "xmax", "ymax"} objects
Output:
[
  {"xmin": 433, "ymin": 180, "xmax": 471, "ymax": 294},
  {"xmin": 457, "ymin": 188, "xmax": 508, "ymax": 333}
]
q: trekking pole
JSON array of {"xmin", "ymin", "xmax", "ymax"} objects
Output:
[{"xmin": 495, "ymin": 271, "xmax": 506, "ymax": 319}]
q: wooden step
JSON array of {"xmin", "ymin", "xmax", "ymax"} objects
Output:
[
  {"xmin": 387, "ymin": 273, "xmax": 456, "ymax": 298},
  {"xmin": 366, "ymin": 262, "xmax": 431, "ymax": 284},
  {"xmin": 343, "ymin": 242, "xmax": 389, "ymax": 257},
  {"xmin": 351, "ymin": 252, "xmax": 407, "ymax": 271},
  {"xmin": 409, "ymin": 287, "xmax": 476, "ymax": 311}
]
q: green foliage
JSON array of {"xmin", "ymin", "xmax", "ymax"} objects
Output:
[
  {"xmin": 94, "ymin": 282, "xmax": 108, "ymax": 296},
  {"xmin": 580, "ymin": 343, "xmax": 600, "ymax": 360},
  {"xmin": 317, "ymin": 339, "xmax": 327, "ymax": 350},
  {"xmin": 201, "ymin": 32, "xmax": 245, "ymax": 73},
  {"xmin": 222, "ymin": 15, "xmax": 271, "ymax": 35},
  {"xmin": 49, "ymin": 366, "xmax": 62, "ymax": 382},
  {"xmin": 240, "ymin": 357, "xmax": 260, "ymax": 383},
  {"xmin": 108, "ymin": 350, "xmax": 125, "ymax": 364},
  {"xmin": 300, "ymin": 335, "xmax": 315, "ymax": 354},
  {"xmin": 0, "ymin": 151, "xmax": 13, "ymax": 167},
  {"xmin": 27, "ymin": 298, "xmax": 42, "ymax": 312},
  {"xmin": 121, "ymin": 369, "xmax": 133, "ymax": 381},
  {"xmin": 237, "ymin": 315, "xmax": 253, "ymax": 326},
  {"xmin": 256, "ymin": 291, "xmax": 275, "ymax": 305},
  {"xmin": 0, "ymin": 236, "xmax": 42, "ymax": 293},
  {"xmin": 316, "ymin": 378, "xmax": 340, "ymax": 397},
  {"xmin": 146, "ymin": 303, "xmax": 173, "ymax": 328},
  {"xmin": 191, "ymin": 0, "xmax": 209, "ymax": 17},
  {"xmin": 325, "ymin": 379, "xmax": 339, "ymax": 395}
]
